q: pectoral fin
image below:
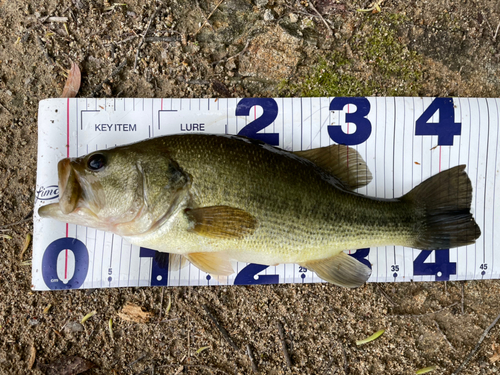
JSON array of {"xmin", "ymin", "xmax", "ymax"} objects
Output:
[
  {"xmin": 294, "ymin": 144, "xmax": 372, "ymax": 190},
  {"xmin": 301, "ymin": 252, "xmax": 372, "ymax": 288},
  {"xmin": 184, "ymin": 206, "xmax": 257, "ymax": 239},
  {"xmin": 186, "ymin": 252, "xmax": 234, "ymax": 275}
]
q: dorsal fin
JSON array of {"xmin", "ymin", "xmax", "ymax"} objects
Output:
[{"xmin": 294, "ymin": 144, "xmax": 372, "ymax": 190}]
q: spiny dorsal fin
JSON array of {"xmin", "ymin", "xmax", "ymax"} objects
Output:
[
  {"xmin": 184, "ymin": 206, "xmax": 257, "ymax": 239},
  {"xmin": 301, "ymin": 252, "xmax": 372, "ymax": 288},
  {"xmin": 294, "ymin": 144, "xmax": 372, "ymax": 190},
  {"xmin": 186, "ymin": 252, "xmax": 234, "ymax": 275}
]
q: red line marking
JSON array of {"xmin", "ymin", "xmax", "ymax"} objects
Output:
[
  {"xmin": 66, "ymin": 98, "xmax": 70, "ymax": 157},
  {"xmin": 346, "ymin": 104, "xmax": 349, "ymax": 169},
  {"xmin": 439, "ymin": 146, "xmax": 442, "ymax": 172},
  {"xmin": 65, "ymin": 98, "xmax": 70, "ymax": 279}
]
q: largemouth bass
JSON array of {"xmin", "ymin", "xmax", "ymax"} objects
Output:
[{"xmin": 38, "ymin": 134, "xmax": 481, "ymax": 288}]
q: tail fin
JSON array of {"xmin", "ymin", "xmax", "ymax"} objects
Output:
[{"xmin": 401, "ymin": 165, "xmax": 481, "ymax": 250}]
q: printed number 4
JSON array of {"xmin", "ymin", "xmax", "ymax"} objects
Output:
[
  {"xmin": 415, "ymin": 98, "xmax": 461, "ymax": 146},
  {"xmin": 413, "ymin": 250, "xmax": 456, "ymax": 281}
]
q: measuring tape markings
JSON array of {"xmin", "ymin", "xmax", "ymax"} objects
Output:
[{"xmin": 35, "ymin": 97, "xmax": 496, "ymax": 290}]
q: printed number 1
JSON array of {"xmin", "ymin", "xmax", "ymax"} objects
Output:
[{"xmin": 139, "ymin": 248, "xmax": 169, "ymax": 286}]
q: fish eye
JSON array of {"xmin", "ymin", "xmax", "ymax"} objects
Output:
[{"xmin": 87, "ymin": 153, "xmax": 106, "ymax": 171}]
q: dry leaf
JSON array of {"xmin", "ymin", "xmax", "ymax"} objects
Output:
[
  {"xmin": 118, "ymin": 302, "xmax": 153, "ymax": 323},
  {"xmin": 38, "ymin": 356, "xmax": 95, "ymax": 375},
  {"xmin": 490, "ymin": 343, "xmax": 500, "ymax": 363},
  {"xmin": 28, "ymin": 345, "xmax": 36, "ymax": 370},
  {"xmin": 60, "ymin": 62, "xmax": 81, "ymax": 98}
]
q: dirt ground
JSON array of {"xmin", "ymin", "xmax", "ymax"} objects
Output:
[{"xmin": 2, "ymin": 0, "xmax": 500, "ymax": 374}]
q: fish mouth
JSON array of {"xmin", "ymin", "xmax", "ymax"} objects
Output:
[{"xmin": 58, "ymin": 158, "xmax": 82, "ymax": 214}]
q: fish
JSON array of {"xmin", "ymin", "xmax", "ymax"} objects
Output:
[{"xmin": 38, "ymin": 134, "xmax": 481, "ymax": 288}]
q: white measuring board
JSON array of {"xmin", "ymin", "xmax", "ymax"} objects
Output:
[{"xmin": 32, "ymin": 97, "xmax": 500, "ymax": 291}]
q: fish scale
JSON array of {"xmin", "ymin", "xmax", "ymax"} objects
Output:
[{"xmin": 150, "ymin": 135, "xmax": 417, "ymax": 260}]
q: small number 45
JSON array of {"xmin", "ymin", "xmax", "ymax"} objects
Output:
[{"xmin": 480, "ymin": 264, "xmax": 488, "ymax": 270}]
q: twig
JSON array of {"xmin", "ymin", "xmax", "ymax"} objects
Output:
[
  {"xmin": 434, "ymin": 320, "xmax": 456, "ymax": 351},
  {"xmin": 246, "ymin": 344, "xmax": 259, "ymax": 373},
  {"xmin": 377, "ymin": 285, "xmax": 397, "ymax": 306},
  {"xmin": 144, "ymin": 36, "xmax": 180, "ymax": 43},
  {"xmin": 128, "ymin": 354, "xmax": 147, "ymax": 367},
  {"xmin": 307, "ymin": 1, "xmax": 333, "ymax": 35},
  {"xmin": 46, "ymin": 16, "xmax": 68, "ymax": 23},
  {"xmin": 0, "ymin": 217, "xmax": 32, "ymax": 229},
  {"xmin": 276, "ymin": 321, "xmax": 292, "ymax": 367},
  {"xmin": 227, "ymin": 40, "xmax": 250, "ymax": 62},
  {"xmin": 134, "ymin": 3, "xmax": 161, "ymax": 70},
  {"xmin": 339, "ymin": 342, "xmax": 348, "ymax": 374},
  {"xmin": 36, "ymin": 36, "xmax": 54, "ymax": 65},
  {"xmin": 494, "ymin": 21, "xmax": 500, "ymax": 41},
  {"xmin": 202, "ymin": 305, "xmax": 239, "ymax": 351},
  {"xmin": 213, "ymin": 40, "xmax": 250, "ymax": 68},
  {"xmin": 158, "ymin": 287, "xmax": 165, "ymax": 321},
  {"xmin": 187, "ymin": 315, "xmax": 191, "ymax": 359},
  {"xmin": 90, "ymin": 60, "xmax": 127, "ymax": 97},
  {"xmin": 451, "ymin": 310, "xmax": 500, "ymax": 375},
  {"xmin": 0, "ymin": 101, "xmax": 12, "ymax": 115},
  {"xmin": 193, "ymin": 0, "xmax": 225, "ymax": 37},
  {"xmin": 461, "ymin": 282, "xmax": 465, "ymax": 314},
  {"xmin": 389, "ymin": 302, "xmax": 458, "ymax": 318},
  {"xmin": 195, "ymin": 0, "xmax": 215, "ymax": 32},
  {"xmin": 159, "ymin": 364, "xmax": 230, "ymax": 374}
]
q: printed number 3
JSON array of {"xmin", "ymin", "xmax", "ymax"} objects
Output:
[{"xmin": 328, "ymin": 97, "xmax": 372, "ymax": 146}]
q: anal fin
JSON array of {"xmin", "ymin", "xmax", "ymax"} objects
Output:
[
  {"xmin": 186, "ymin": 252, "xmax": 234, "ymax": 276},
  {"xmin": 301, "ymin": 252, "xmax": 372, "ymax": 288}
]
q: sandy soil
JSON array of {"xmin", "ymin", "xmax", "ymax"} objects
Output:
[{"xmin": 1, "ymin": 0, "xmax": 500, "ymax": 374}]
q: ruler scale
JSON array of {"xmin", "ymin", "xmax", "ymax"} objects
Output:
[{"xmin": 33, "ymin": 97, "xmax": 500, "ymax": 290}]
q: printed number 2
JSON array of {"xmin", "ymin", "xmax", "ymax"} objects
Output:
[
  {"xmin": 413, "ymin": 250, "xmax": 456, "ymax": 281},
  {"xmin": 328, "ymin": 97, "xmax": 372, "ymax": 145},
  {"xmin": 236, "ymin": 98, "xmax": 279, "ymax": 145},
  {"xmin": 415, "ymin": 97, "xmax": 461, "ymax": 146},
  {"xmin": 234, "ymin": 264, "xmax": 279, "ymax": 285}
]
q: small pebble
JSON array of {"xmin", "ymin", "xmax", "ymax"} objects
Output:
[
  {"xmin": 65, "ymin": 321, "xmax": 84, "ymax": 332},
  {"xmin": 264, "ymin": 9, "xmax": 275, "ymax": 21},
  {"xmin": 289, "ymin": 13, "xmax": 299, "ymax": 23},
  {"xmin": 28, "ymin": 318, "xmax": 39, "ymax": 327}
]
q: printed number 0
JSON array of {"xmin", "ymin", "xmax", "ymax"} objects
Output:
[
  {"xmin": 328, "ymin": 97, "xmax": 372, "ymax": 145},
  {"xmin": 41, "ymin": 237, "xmax": 89, "ymax": 290},
  {"xmin": 236, "ymin": 98, "xmax": 279, "ymax": 146}
]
